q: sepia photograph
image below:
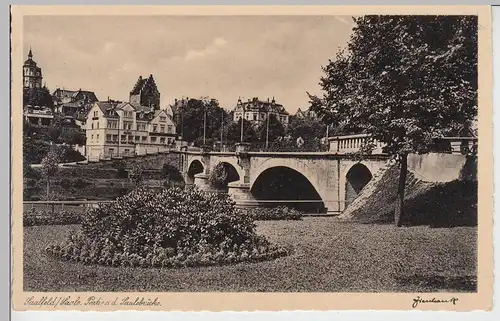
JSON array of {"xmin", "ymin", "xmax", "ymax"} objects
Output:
[{"xmin": 11, "ymin": 5, "xmax": 493, "ymax": 312}]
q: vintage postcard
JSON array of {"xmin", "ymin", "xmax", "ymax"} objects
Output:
[{"xmin": 11, "ymin": 5, "xmax": 493, "ymax": 312}]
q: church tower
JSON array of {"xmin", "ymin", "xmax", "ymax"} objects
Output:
[{"xmin": 23, "ymin": 48, "xmax": 43, "ymax": 89}]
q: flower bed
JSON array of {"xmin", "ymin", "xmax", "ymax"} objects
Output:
[
  {"xmin": 24, "ymin": 208, "xmax": 82, "ymax": 226},
  {"xmin": 245, "ymin": 206, "xmax": 303, "ymax": 221},
  {"xmin": 46, "ymin": 187, "xmax": 289, "ymax": 268}
]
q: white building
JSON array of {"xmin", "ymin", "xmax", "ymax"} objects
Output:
[
  {"xmin": 232, "ymin": 97, "xmax": 290, "ymax": 126},
  {"xmin": 85, "ymin": 100, "xmax": 178, "ymax": 161}
]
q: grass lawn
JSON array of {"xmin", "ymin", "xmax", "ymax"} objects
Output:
[{"xmin": 23, "ymin": 217, "xmax": 477, "ymax": 292}]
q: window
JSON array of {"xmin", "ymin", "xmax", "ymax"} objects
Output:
[
  {"xmin": 160, "ymin": 125, "xmax": 165, "ymax": 133},
  {"xmin": 160, "ymin": 137, "xmax": 165, "ymax": 144},
  {"xmin": 91, "ymin": 123, "xmax": 94, "ymax": 129},
  {"xmin": 151, "ymin": 137, "xmax": 157, "ymax": 143},
  {"xmin": 142, "ymin": 136, "xmax": 147, "ymax": 142},
  {"xmin": 121, "ymin": 135, "xmax": 126, "ymax": 141},
  {"xmin": 112, "ymin": 135, "xmax": 118, "ymax": 141},
  {"xmin": 167, "ymin": 138, "xmax": 171, "ymax": 144},
  {"xmin": 167, "ymin": 125, "xmax": 173, "ymax": 133},
  {"xmin": 124, "ymin": 149, "xmax": 130, "ymax": 155},
  {"xmin": 109, "ymin": 148, "xmax": 114, "ymax": 155},
  {"xmin": 96, "ymin": 134, "xmax": 99, "ymax": 140},
  {"xmin": 123, "ymin": 111, "xmax": 133, "ymax": 118},
  {"xmin": 94, "ymin": 111, "xmax": 98, "ymax": 117},
  {"xmin": 108, "ymin": 121, "xmax": 118, "ymax": 129},
  {"xmin": 153, "ymin": 125, "xmax": 158, "ymax": 132},
  {"xmin": 96, "ymin": 122, "xmax": 99, "ymax": 129},
  {"xmin": 106, "ymin": 134, "xmax": 111, "ymax": 141},
  {"xmin": 137, "ymin": 123, "xmax": 146, "ymax": 131},
  {"xmin": 253, "ymin": 113, "xmax": 257, "ymax": 121},
  {"xmin": 128, "ymin": 135, "xmax": 133, "ymax": 141},
  {"xmin": 135, "ymin": 136, "xmax": 140, "ymax": 142},
  {"xmin": 123, "ymin": 121, "xmax": 133, "ymax": 130},
  {"xmin": 91, "ymin": 134, "xmax": 94, "ymax": 140},
  {"xmin": 160, "ymin": 116, "xmax": 166, "ymax": 122}
]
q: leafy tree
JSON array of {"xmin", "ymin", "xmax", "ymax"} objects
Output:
[
  {"xmin": 40, "ymin": 147, "xmax": 60, "ymax": 201},
  {"xmin": 176, "ymin": 97, "xmax": 229, "ymax": 144},
  {"xmin": 225, "ymin": 118, "xmax": 258, "ymax": 143},
  {"xmin": 257, "ymin": 114, "xmax": 285, "ymax": 142},
  {"xmin": 112, "ymin": 160, "xmax": 128, "ymax": 179},
  {"xmin": 208, "ymin": 162, "xmax": 229, "ymax": 188},
  {"xmin": 309, "ymin": 15, "xmax": 477, "ymax": 226},
  {"xmin": 23, "ymin": 86, "xmax": 54, "ymax": 109},
  {"xmin": 162, "ymin": 163, "xmax": 184, "ymax": 182},
  {"xmin": 60, "ymin": 128, "xmax": 86, "ymax": 145},
  {"xmin": 286, "ymin": 115, "xmax": 326, "ymax": 141},
  {"xmin": 129, "ymin": 163, "xmax": 144, "ymax": 187}
]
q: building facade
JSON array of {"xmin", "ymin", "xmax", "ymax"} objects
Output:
[
  {"xmin": 53, "ymin": 88, "xmax": 99, "ymax": 119},
  {"xmin": 85, "ymin": 100, "xmax": 177, "ymax": 161},
  {"xmin": 23, "ymin": 48, "xmax": 43, "ymax": 89},
  {"xmin": 129, "ymin": 74, "xmax": 161, "ymax": 111},
  {"xmin": 23, "ymin": 105, "xmax": 54, "ymax": 127},
  {"xmin": 232, "ymin": 97, "xmax": 289, "ymax": 126}
]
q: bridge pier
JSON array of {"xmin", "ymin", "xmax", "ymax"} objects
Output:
[
  {"xmin": 227, "ymin": 182, "xmax": 258, "ymax": 209},
  {"xmin": 193, "ymin": 173, "xmax": 211, "ymax": 191}
]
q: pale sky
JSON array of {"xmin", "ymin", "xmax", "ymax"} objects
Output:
[{"xmin": 23, "ymin": 15, "xmax": 355, "ymax": 114}]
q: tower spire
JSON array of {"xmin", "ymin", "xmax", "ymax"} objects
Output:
[{"xmin": 28, "ymin": 47, "xmax": 33, "ymax": 59}]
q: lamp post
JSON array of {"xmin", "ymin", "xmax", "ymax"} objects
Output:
[
  {"xmin": 240, "ymin": 105, "xmax": 244, "ymax": 143},
  {"xmin": 265, "ymin": 110, "xmax": 270, "ymax": 148},
  {"xmin": 203, "ymin": 105, "xmax": 207, "ymax": 146},
  {"xmin": 220, "ymin": 109, "xmax": 224, "ymax": 145}
]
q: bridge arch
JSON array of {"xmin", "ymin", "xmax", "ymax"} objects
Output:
[
  {"xmin": 209, "ymin": 161, "xmax": 241, "ymax": 191},
  {"xmin": 344, "ymin": 163, "xmax": 373, "ymax": 207},
  {"xmin": 186, "ymin": 159, "xmax": 205, "ymax": 186},
  {"xmin": 250, "ymin": 159, "xmax": 326, "ymax": 212}
]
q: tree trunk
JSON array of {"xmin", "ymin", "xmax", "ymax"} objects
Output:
[{"xmin": 394, "ymin": 154, "xmax": 408, "ymax": 227}]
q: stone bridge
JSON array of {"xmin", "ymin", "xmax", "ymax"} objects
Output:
[
  {"xmin": 86, "ymin": 134, "xmax": 476, "ymax": 214},
  {"xmin": 180, "ymin": 146, "xmax": 388, "ymax": 214}
]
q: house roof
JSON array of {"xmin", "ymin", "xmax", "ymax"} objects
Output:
[
  {"xmin": 90, "ymin": 101, "xmax": 120, "ymax": 119},
  {"xmin": 235, "ymin": 98, "xmax": 289, "ymax": 115},
  {"xmin": 130, "ymin": 74, "xmax": 157, "ymax": 95},
  {"xmin": 53, "ymin": 88, "xmax": 98, "ymax": 102}
]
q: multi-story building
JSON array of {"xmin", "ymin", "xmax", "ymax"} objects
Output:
[
  {"xmin": 23, "ymin": 105, "xmax": 54, "ymax": 127},
  {"xmin": 85, "ymin": 100, "xmax": 177, "ymax": 160},
  {"xmin": 23, "ymin": 48, "xmax": 43, "ymax": 89},
  {"xmin": 232, "ymin": 97, "xmax": 289, "ymax": 126},
  {"xmin": 52, "ymin": 88, "xmax": 99, "ymax": 117}
]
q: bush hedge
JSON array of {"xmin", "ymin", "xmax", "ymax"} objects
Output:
[
  {"xmin": 245, "ymin": 206, "xmax": 303, "ymax": 221},
  {"xmin": 46, "ymin": 187, "xmax": 289, "ymax": 268},
  {"xmin": 24, "ymin": 208, "xmax": 82, "ymax": 226}
]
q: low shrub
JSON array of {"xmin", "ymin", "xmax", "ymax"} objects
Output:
[
  {"xmin": 245, "ymin": 206, "xmax": 303, "ymax": 221},
  {"xmin": 23, "ymin": 208, "xmax": 82, "ymax": 226},
  {"xmin": 46, "ymin": 187, "xmax": 289, "ymax": 268},
  {"xmin": 59, "ymin": 145, "xmax": 86, "ymax": 163}
]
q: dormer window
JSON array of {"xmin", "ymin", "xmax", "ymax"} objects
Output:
[{"xmin": 160, "ymin": 116, "xmax": 166, "ymax": 122}]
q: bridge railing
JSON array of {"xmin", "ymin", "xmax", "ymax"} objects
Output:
[{"xmin": 204, "ymin": 140, "xmax": 329, "ymax": 153}]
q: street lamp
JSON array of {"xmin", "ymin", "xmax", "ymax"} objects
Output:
[
  {"xmin": 220, "ymin": 109, "xmax": 224, "ymax": 146},
  {"xmin": 240, "ymin": 104, "xmax": 245, "ymax": 143},
  {"xmin": 265, "ymin": 109, "xmax": 270, "ymax": 148},
  {"xmin": 203, "ymin": 104, "xmax": 207, "ymax": 146}
]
